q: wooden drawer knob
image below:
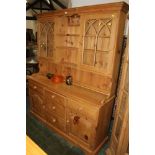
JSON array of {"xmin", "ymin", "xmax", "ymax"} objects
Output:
[
  {"xmin": 52, "ymin": 118, "xmax": 56, "ymax": 123},
  {"xmin": 51, "ymin": 95, "xmax": 55, "ymax": 99},
  {"xmin": 33, "ymin": 86, "xmax": 37, "ymax": 89},
  {"xmin": 66, "ymin": 120, "xmax": 70, "ymax": 123},
  {"xmin": 42, "ymin": 105, "xmax": 45, "ymax": 109},
  {"xmin": 52, "ymin": 106, "xmax": 56, "ymax": 110}
]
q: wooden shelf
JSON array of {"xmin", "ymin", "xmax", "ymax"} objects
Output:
[
  {"xmin": 83, "ymin": 48, "xmax": 94, "ymax": 51},
  {"xmin": 83, "ymin": 35, "xmax": 110, "ymax": 38},
  {"xmin": 84, "ymin": 49, "xmax": 110, "ymax": 53},
  {"xmin": 96, "ymin": 50, "xmax": 110, "ymax": 53},
  {"xmin": 56, "ymin": 46, "xmax": 79, "ymax": 50},
  {"xmin": 56, "ymin": 33, "xmax": 80, "ymax": 37},
  {"xmin": 62, "ymin": 61, "xmax": 77, "ymax": 67}
]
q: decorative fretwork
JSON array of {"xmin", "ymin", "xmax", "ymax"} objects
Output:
[
  {"xmin": 83, "ymin": 18, "xmax": 112, "ymax": 67},
  {"xmin": 40, "ymin": 22, "xmax": 54, "ymax": 57},
  {"xmin": 67, "ymin": 14, "xmax": 80, "ymax": 26}
]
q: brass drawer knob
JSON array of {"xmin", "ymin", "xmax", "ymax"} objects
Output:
[
  {"xmin": 66, "ymin": 120, "xmax": 70, "ymax": 123},
  {"xmin": 52, "ymin": 106, "xmax": 56, "ymax": 110},
  {"xmin": 52, "ymin": 118, "xmax": 56, "ymax": 123}
]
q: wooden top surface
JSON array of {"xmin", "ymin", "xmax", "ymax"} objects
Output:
[
  {"xmin": 26, "ymin": 136, "xmax": 47, "ymax": 155},
  {"xmin": 28, "ymin": 74, "xmax": 109, "ymax": 106},
  {"xmin": 37, "ymin": 2, "xmax": 129, "ymax": 19}
]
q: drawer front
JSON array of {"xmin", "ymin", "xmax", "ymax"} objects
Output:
[
  {"xmin": 46, "ymin": 101, "xmax": 65, "ymax": 118},
  {"xmin": 46, "ymin": 113, "xmax": 66, "ymax": 132},
  {"xmin": 29, "ymin": 80, "xmax": 44, "ymax": 95},
  {"xmin": 67, "ymin": 99, "xmax": 98, "ymax": 121},
  {"xmin": 45, "ymin": 89, "xmax": 66, "ymax": 118}
]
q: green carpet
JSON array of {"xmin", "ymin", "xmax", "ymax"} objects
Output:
[{"xmin": 26, "ymin": 97, "xmax": 109, "ymax": 155}]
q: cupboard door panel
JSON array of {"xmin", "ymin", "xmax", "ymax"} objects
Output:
[
  {"xmin": 29, "ymin": 89, "xmax": 45, "ymax": 119},
  {"xmin": 40, "ymin": 23, "xmax": 47, "ymax": 57},
  {"xmin": 82, "ymin": 13, "xmax": 118, "ymax": 74},
  {"xmin": 47, "ymin": 22, "xmax": 54, "ymax": 57},
  {"xmin": 38, "ymin": 21, "xmax": 54, "ymax": 58},
  {"xmin": 83, "ymin": 52, "xmax": 94, "ymax": 66},
  {"xmin": 68, "ymin": 111, "xmax": 95, "ymax": 145}
]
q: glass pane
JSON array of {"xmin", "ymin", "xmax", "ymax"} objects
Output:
[{"xmin": 83, "ymin": 52, "xmax": 94, "ymax": 66}]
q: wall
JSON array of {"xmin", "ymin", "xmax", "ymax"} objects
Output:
[
  {"xmin": 71, "ymin": 0, "xmax": 129, "ymax": 7},
  {"xmin": 26, "ymin": 0, "xmax": 129, "ymax": 37},
  {"xmin": 26, "ymin": 10, "xmax": 37, "ymax": 36}
]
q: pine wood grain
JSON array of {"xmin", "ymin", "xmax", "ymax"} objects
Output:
[{"xmin": 28, "ymin": 2, "xmax": 128, "ymax": 155}]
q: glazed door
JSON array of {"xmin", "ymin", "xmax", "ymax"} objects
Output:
[
  {"xmin": 81, "ymin": 13, "xmax": 118, "ymax": 75},
  {"xmin": 29, "ymin": 89, "xmax": 45, "ymax": 119},
  {"xmin": 38, "ymin": 21, "xmax": 54, "ymax": 58}
]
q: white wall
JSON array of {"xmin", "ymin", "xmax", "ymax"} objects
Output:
[{"xmin": 71, "ymin": 0, "xmax": 129, "ymax": 7}]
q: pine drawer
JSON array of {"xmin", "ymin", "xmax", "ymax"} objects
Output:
[
  {"xmin": 29, "ymin": 80, "xmax": 44, "ymax": 95},
  {"xmin": 45, "ymin": 89, "xmax": 66, "ymax": 119}
]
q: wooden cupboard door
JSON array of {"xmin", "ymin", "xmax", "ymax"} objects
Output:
[
  {"xmin": 39, "ymin": 22, "xmax": 47, "ymax": 57},
  {"xmin": 38, "ymin": 21, "xmax": 54, "ymax": 58},
  {"xmin": 67, "ymin": 110, "xmax": 95, "ymax": 146},
  {"xmin": 106, "ymin": 33, "xmax": 129, "ymax": 155},
  {"xmin": 81, "ymin": 13, "xmax": 118, "ymax": 74},
  {"xmin": 29, "ymin": 89, "xmax": 45, "ymax": 119},
  {"xmin": 47, "ymin": 22, "xmax": 54, "ymax": 58}
]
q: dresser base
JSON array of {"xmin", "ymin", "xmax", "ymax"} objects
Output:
[{"xmin": 30, "ymin": 111, "xmax": 108, "ymax": 155}]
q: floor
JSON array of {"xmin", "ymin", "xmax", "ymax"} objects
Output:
[
  {"xmin": 26, "ymin": 96, "xmax": 111, "ymax": 155},
  {"xmin": 27, "ymin": 135, "xmax": 47, "ymax": 155}
]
